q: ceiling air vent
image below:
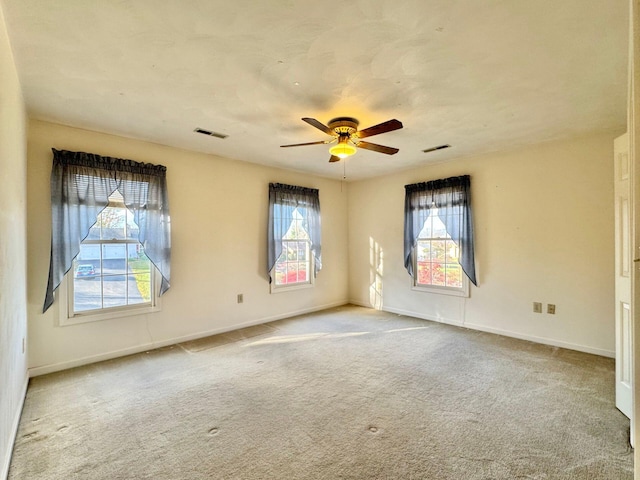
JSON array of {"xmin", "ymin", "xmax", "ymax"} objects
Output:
[
  {"xmin": 194, "ymin": 128, "xmax": 228, "ymax": 139},
  {"xmin": 422, "ymin": 144, "xmax": 451, "ymax": 153}
]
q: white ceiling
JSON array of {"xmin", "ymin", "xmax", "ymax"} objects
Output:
[{"xmin": 1, "ymin": 0, "xmax": 629, "ymax": 180}]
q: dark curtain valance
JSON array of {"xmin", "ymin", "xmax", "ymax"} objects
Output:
[
  {"xmin": 53, "ymin": 149, "xmax": 167, "ymax": 176},
  {"xmin": 43, "ymin": 149, "xmax": 171, "ymax": 312},
  {"xmin": 404, "ymin": 175, "xmax": 477, "ymax": 286},
  {"xmin": 268, "ymin": 183, "xmax": 319, "ymax": 206},
  {"xmin": 405, "ymin": 176, "xmax": 470, "ymax": 204},
  {"xmin": 267, "ymin": 183, "xmax": 321, "ymax": 282}
]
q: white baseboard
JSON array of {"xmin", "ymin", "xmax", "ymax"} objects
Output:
[
  {"xmin": 348, "ymin": 300, "xmax": 615, "ymax": 358},
  {"xmin": 1, "ymin": 374, "xmax": 28, "ymax": 480},
  {"xmin": 381, "ymin": 305, "xmax": 466, "ymax": 328},
  {"xmin": 463, "ymin": 322, "xmax": 615, "ymax": 358},
  {"xmin": 29, "ymin": 298, "xmax": 614, "ymax": 377},
  {"xmin": 29, "ymin": 300, "xmax": 349, "ymax": 377}
]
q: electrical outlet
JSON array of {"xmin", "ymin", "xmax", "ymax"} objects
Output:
[
  {"xmin": 237, "ymin": 294, "xmax": 244, "ymax": 304},
  {"xmin": 533, "ymin": 302, "xmax": 542, "ymax": 313},
  {"xmin": 547, "ymin": 304, "xmax": 556, "ymax": 314}
]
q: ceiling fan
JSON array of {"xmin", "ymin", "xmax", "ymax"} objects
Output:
[{"xmin": 281, "ymin": 117, "xmax": 403, "ymax": 162}]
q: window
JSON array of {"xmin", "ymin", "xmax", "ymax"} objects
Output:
[
  {"xmin": 414, "ymin": 208, "xmax": 468, "ymax": 296},
  {"xmin": 267, "ymin": 183, "xmax": 321, "ymax": 292},
  {"xmin": 272, "ymin": 209, "xmax": 313, "ymax": 289},
  {"xmin": 404, "ymin": 175, "xmax": 477, "ymax": 295},
  {"xmin": 44, "ymin": 148, "xmax": 170, "ymax": 314},
  {"xmin": 65, "ymin": 192, "xmax": 159, "ymax": 321}
]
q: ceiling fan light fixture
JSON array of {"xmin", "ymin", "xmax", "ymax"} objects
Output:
[
  {"xmin": 280, "ymin": 117, "xmax": 402, "ymax": 163},
  {"xmin": 329, "ymin": 138, "xmax": 357, "ymax": 159}
]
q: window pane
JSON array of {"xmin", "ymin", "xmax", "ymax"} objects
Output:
[
  {"xmin": 87, "ymin": 223, "xmax": 101, "ymax": 240},
  {"xmin": 287, "ymin": 266, "xmax": 297, "ymax": 283},
  {"xmin": 290, "ymin": 220, "xmax": 299, "ymax": 238},
  {"xmin": 129, "ymin": 273, "xmax": 151, "ymax": 304},
  {"xmin": 73, "ymin": 271, "xmax": 101, "ymax": 312},
  {"xmin": 419, "ymin": 215, "xmax": 432, "ymax": 238},
  {"xmin": 431, "ymin": 240, "xmax": 446, "ymax": 262},
  {"xmin": 283, "ymin": 211, "xmax": 309, "ymax": 241},
  {"xmin": 417, "ymin": 241, "xmax": 430, "ymax": 262},
  {"xmin": 102, "ymin": 244, "xmax": 127, "ymax": 274},
  {"xmin": 74, "ymin": 260, "xmax": 97, "ymax": 278},
  {"xmin": 445, "ymin": 240, "xmax": 459, "ymax": 262},
  {"xmin": 128, "ymin": 246, "xmax": 150, "ymax": 271},
  {"xmin": 99, "ymin": 206, "xmax": 126, "ymax": 240},
  {"xmin": 446, "ymin": 265, "xmax": 463, "ymax": 288},
  {"xmin": 279, "ymin": 243, "xmax": 292, "ymax": 262},
  {"xmin": 78, "ymin": 243, "xmax": 100, "ymax": 266},
  {"xmin": 102, "ymin": 275, "xmax": 128, "ymax": 308},
  {"xmin": 298, "ymin": 262, "xmax": 308, "ymax": 282},
  {"xmin": 297, "ymin": 242, "xmax": 308, "ymax": 261},
  {"xmin": 286, "ymin": 263, "xmax": 297, "ymax": 283},
  {"xmin": 432, "ymin": 263, "xmax": 446, "ymax": 286},
  {"xmin": 417, "ymin": 262, "xmax": 431, "ymax": 285},
  {"xmin": 126, "ymin": 209, "xmax": 139, "ymax": 240},
  {"xmin": 287, "ymin": 244, "xmax": 298, "ymax": 261},
  {"xmin": 432, "ymin": 215, "xmax": 447, "ymax": 238}
]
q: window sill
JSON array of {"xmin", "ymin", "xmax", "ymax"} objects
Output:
[
  {"xmin": 61, "ymin": 303, "xmax": 161, "ymax": 326},
  {"xmin": 58, "ymin": 271, "xmax": 162, "ymax": 326},
  {"xmin": 412, "ymin": 283, "xmax": 469, "ymax": 298},
  {"xmin": 270, "ymin": 282, "xmax": 314, "ymax": 294}
]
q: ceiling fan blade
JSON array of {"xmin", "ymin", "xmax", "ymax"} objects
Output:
[
  {"xmin": 329, "ymin": 155, "xmax": 341, "ymax": 163},
  {"xmin": 357, "ymin": 141, "xmax": 399, "ymax": 155},
  {"xmin": 280, "ymin": 140, "xmax": 331, "ymax": 148},
  {"xmin": 356, "ymin": 119, "xmax": 403, "ymax": 138},
  {"xmin": 302, "ymin": 117, "xmax": 337, "ymax": 136}
]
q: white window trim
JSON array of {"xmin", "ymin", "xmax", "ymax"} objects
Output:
[
  {"xmin": 411, "ymin": 275, "xmax": 470, "ymax": 297},
  {"xmin": 270, "ymin": 255, "xmax": 315, "ymax": 294},
  {"xmin": 411, "ymin": 257, "xmax": 470, "ymax": 296},
  {"xmin": 58, "ymin": 268, "xmax": 162, "ymax": 326},
  {"xmin": 411, "ymin": 208, "xmax": 470, "ymax": 298}
]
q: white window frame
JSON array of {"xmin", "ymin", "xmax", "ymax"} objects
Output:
[
  {"xmin": 59, "ymin": 267, "xmax": 161, "ymax": 326},
  {"xmin": 270, "ymin": 239, "xmax": 315, "ymax": 293},
  {"xmin": 270, "ymin": 205, "xmax": 315, "ymax": 294},
  {"xmin": 58, "ymin": 195, "xmax": 162, "ymax": 326},
  {"xmin": 411, "ymin": 261, "xmax": 470, "ymax": 297},
  {"xmin": 412, "ymin": 211, "xmax": 470, "ymax": 298}
]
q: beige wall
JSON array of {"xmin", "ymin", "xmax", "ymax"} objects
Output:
[
  {"xmin": 26, "ymin": 125, "xmax": 620, "ymax": 377},
  {"xmin": 348, "ymin": 132, "xmax": 619, "ymax": 356},
  {"xmin": 0, "ymin": 3, "xmax": 28, "ymax": 478},
  {"xmin": 26, "ymin": 120, "xmax": 349, "ymax": 374}
]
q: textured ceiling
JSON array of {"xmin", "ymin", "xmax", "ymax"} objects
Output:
[{"xmin": 1, "ymin": 0, "xmax": 629, "ymax": 180}]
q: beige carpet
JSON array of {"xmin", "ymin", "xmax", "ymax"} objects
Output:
[{"xmin": 9, "ymin": 305, "xmax": 633, "ymax": 479}]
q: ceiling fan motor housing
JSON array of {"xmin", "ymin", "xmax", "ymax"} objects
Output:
[{"xmin": 328, "ymin": 117, "xmax": 359, "ymax": 137}]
